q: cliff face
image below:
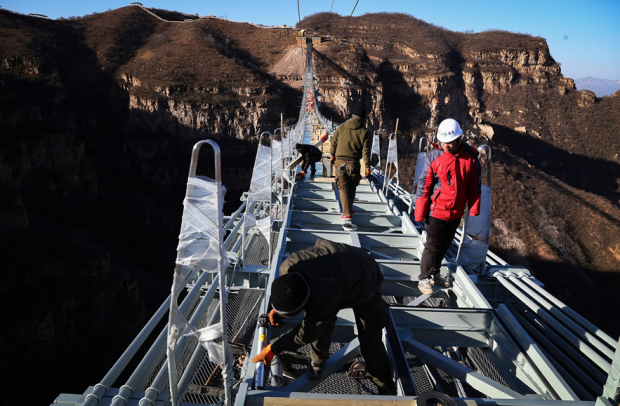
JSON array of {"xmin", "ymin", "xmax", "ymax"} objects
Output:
[
  {"xmin": 1, "ymin": 7, "xmax": 620, "ymax": 406},
  {"xmin": 301, "ymin": 13, "xmax": 573, "ymax": 132}
]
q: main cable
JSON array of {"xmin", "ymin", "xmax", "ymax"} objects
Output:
[
  {"xmin": 330, "ymin": 0, "xmax": 335, "ymax": 13},
  {"xmin": 297, "ymin": 0, "xmax": 303, "ymax": 52},
  {"xmin": 340, "ymin": 0, "xmax": 360, "ymax": 39}
]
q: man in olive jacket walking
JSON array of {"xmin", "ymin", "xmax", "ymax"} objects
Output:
[
  {"xmin": 252, "ymin": 238, "xmax": 396, "ymax": 395},
  {"xmin": 329, "ymin": 106, "xmax": 371, "ymax": 231}
]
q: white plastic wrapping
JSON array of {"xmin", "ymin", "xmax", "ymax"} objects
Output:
[
  {"xmin": 282, "ymin": 136, "xmax": 291, "ymax": 159},
  {"xmin": 168, "ymin": 175, "xmax": 229, "ymax": 367},
  {"xmin": 244, "ymin": 212, "xmax": 272, "ymax": 241},
  {"xmin": 371, "ymin": 132, "xmax": 380, "ymax": 168},
  {"xmin": 249, "ymin": 143, "xmax": 272, "ymax": 202},
  {"xmin": 386, "ymin": 136, "xmax": 398, "ymax": 164},
  {"xmin": 456, "ymin": 185, "xmax": 492, "ymax": 271},
  {"xmin": 383, "ymin": 136, "xmax": 399, "ymax": 191},
  {"xmin": 272, "ymin": 140, "xmax": 283, "ymax": 181},
  {"xmin": 176, "ymin": 177, "xmax": 227, "ymax": 271}
]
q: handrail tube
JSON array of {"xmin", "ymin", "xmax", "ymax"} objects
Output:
[
  {"xmin": 520, "ymin": 309, "xmax": 608, "ymax": 385},
  {"xmin": 82, "ymin": 294, "xmax": 172, "ymax": 406},
  {"xmin": 223, "ymin": 200, "xmax": 247, "ymax": 233},
  {"xmin": 510, "ymin": 277, "xmax": 614, "ymax": 360},
  {"xmin": 514, "ymin": 311, "xmax": 602, "ymax": 397},
  {"xmin": 521, "ymin": 277, "xmax": 617, "ymax": 349},
  {"xmin": 494, "ymin": 275, "xmax": 611, "ymax": 373},
  {"xmin": 139, "ymin": 274, "xmax": 220, "ymax": 406},
  {"xmin": 224, "ymin": 210, "xmax": 249, "ymax": 252},
  {"xmin": 108, "ymin": 269, "xmax": 211, "ymax": 406}
]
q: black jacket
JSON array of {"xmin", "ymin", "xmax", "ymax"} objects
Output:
[
  {"xmin": 298, "ymin": 144, "xmax": 322, "ymax": 172},
  {"xmin": 270, "ymin": 238, "xmax": 384, "ymax": 353}
]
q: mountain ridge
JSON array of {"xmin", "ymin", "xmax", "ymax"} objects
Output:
[{"xmin": 574, "ymin": 76, "xmax": 620, "ymax": 97}]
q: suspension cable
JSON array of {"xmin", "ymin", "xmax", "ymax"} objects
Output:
[
  {"xmin": 330, "ymin": 0, "xmax": 335, "ymax": 12},
  {"xmin": 297, "ymin": 0, "xmax": 304, "ymax": 52},
  {"xmin": 340, "ymin": 0, "xmax": 360, "ymax": 38}
]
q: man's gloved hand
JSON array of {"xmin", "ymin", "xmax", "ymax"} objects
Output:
[
  {"xmin": 268, "ymin": 309, "xmax": 282, "ymax": 327},
  {"xmin": 364, "ymin": 168, "xmax": 371, "ymax": 178},
  {"xmin": 295, "ymin": 171, "xmax": 306, "ymax": 180},
  {"xmin": 329, "ymin": 156, "xmax": 335, "ymax": 166},
  {"xmin": 252, "ymin": 344, "xmax": 275, "ymax": 366}
]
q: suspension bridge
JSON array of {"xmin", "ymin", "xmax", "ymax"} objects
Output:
[{"xmin": 52, "ymin": 39, "xmax": 620, "ymax": 406}]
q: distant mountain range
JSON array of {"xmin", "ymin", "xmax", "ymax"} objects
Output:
[{"xmin": 574, "ymin": 77, "xmax": 620, "ymax": 97}]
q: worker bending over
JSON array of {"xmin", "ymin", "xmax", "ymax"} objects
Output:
[
  {"xmin": 295, "ymin": 143, "xmax": 323, "ymax": 179},
  {"xmin": 414, "ymin": 118, "xmax": 481, "ymax": 294},
  {"xmin": 253, "ymin": 238, "xmax": 396, "ymax": 395}
]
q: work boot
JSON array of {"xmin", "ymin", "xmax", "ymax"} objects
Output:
[
  {"xmin": 306, "ymin": 362, "xmax": 325, "ymax": 381},
  {"xmin": 431, "ymin": 273, "xmax": 451, "ymax": 288},
  {"xmin": 418, "ymin": 278, "xmax": 433, "ymax": 295}
]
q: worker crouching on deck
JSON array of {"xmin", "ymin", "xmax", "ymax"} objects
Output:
[
  {"xmin": 295, "ymin": 143, "xmax": 322, "ymax": 179},
  {"xmin": 414, "ymin": 118, "xmax": 481, "ymax": 295},
  {"xmin": 252, "ymin": 238, "xmax": 397, "ymax": 395}
]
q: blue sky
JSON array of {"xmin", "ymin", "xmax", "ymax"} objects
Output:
[{"xmin": 3, "ymin": 0, "xmax": 619, "ymax": 80}]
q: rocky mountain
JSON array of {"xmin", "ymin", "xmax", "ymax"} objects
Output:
[
  {"xmin": 575, "ymin": 76, "xmax": 620, "ymax": 97},
  {"xmin": 1, "ymin": 7, "xmax": 619, "ymax": 406}
]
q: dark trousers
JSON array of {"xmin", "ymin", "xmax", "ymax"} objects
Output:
[
  {"xmin": 419, "ymin": 216, "xmax": 460, "ymax": 280},
  {"xmin": 311, "ymin": 293, "xmax": 393, "ymax": 389},
  {"xmin": 335, "ymin": 158, "xmax": 361, "ymax": 217},
  {"xmin": 302, "ymin": 158, "xmax": 319, "ymax": 173}
]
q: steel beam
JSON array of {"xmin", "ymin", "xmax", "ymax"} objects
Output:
[
  {"xmin": 452, "ymin": 266, "xmax": 493, "ymax": 309},
  {"xmin": 601, "ymin": 336, "xmax": 620, "ymax": 402},
  {"xmin": 385, "ymin": 309, "xmax": 417, "ymax": 396},
  {"xmin": 514, "ymin": 311, "xmax": 598, "ymax": 400},
  {"xmin": 495, "ymin": 275, "xmax": 611, "ymax": 374},
  {"xmin": 390, "ymin": 306, "xmax": 493, "ymax": 348},
  {"xmin": 402, "ymin": 336, "xmax": 524, "ymax": 399},
  {"xmin": 520, "ymin": 310, "xmax": 607, "ymax": 387},
  {"xmin": 521, "ymin": 277, "xmax": 617, "ymax": 349},
  {"xmin": 496, "ymin": 304, "xmax": 579, "ymax": 400},
  {"xmin": 510, "ymin": 277, "xmax": 614, "ymax": 360}
]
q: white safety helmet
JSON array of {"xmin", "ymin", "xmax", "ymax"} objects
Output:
[{"xmin": 437, "ymin": 118, "xmax": 463, "ymax": 143}]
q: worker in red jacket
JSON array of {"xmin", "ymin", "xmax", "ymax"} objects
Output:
[{"xmin": 414, "ymin": 118, "xmax": 481, "ymax": 294}]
